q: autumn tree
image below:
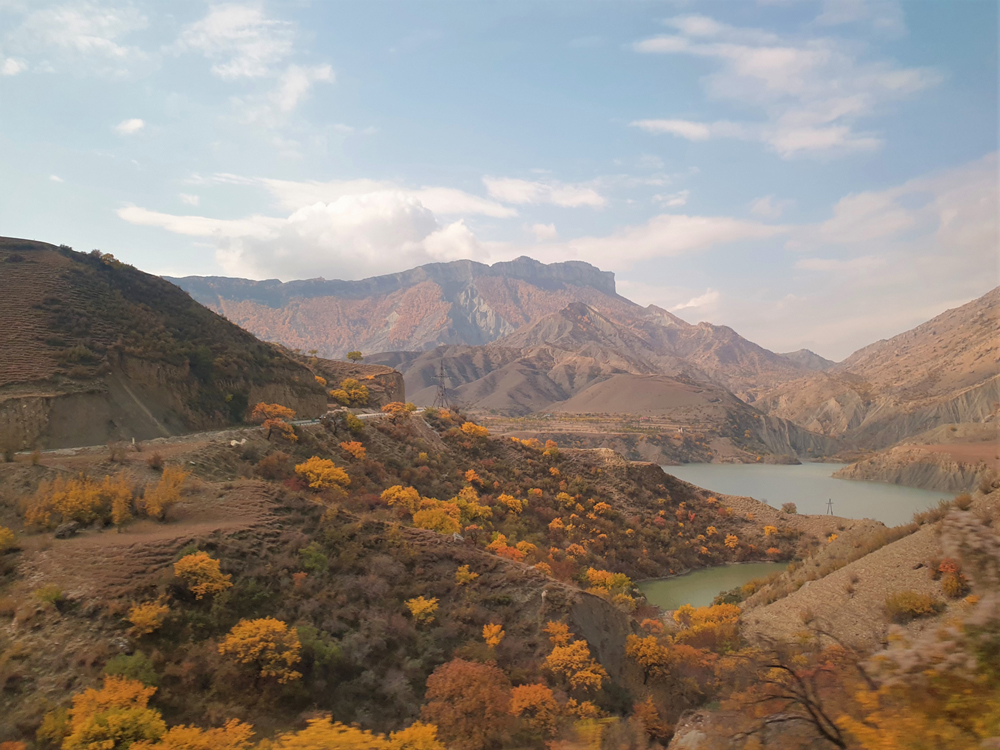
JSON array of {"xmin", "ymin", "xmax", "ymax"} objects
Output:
[
  {"xmin": 143, "ymin": 466, "xmax": 190, "ymax": 520},
  {"xmin": 509, "ymin": 684, "xmax": 559, "ymax": 737},
  {"xmin": 346, "ymin": 351, "xmax": 363, "ymax": 362},
  {"xmin": 251, "ymin": 402, "xmax": 298, "ymax": 443},
  {"xmin": 460, "ymin": 422, "xmax": 489, "ymax": 439},
  {"xmin": 330, "ymin": 378, "xmax": 370, "ymax": 407},
  {"xmin": 127, "ymin": 601, "xmax": 170, "ymax": 636},
  {"xmin": 132, "ymin": 720, "xmax": 256, "ymax": 750},
  {"xmin": 340, "ymin": 441, "xmax": 366, "ymax": 460},
  {"xmin": 483, "ymin": 623, "xmax": 505, "ymax": 649},
  {"xmin": 406, "ymin": 596, "xmax": 439, "ymax": 625},
  {"xmin": 545, "ymin": 638, "xmax": 608, "ymax": 692},
  {"xmin": 218, "ymin": 617, "xmax": 302, "ymax": 683},
  {"xmin": 413, "ymin": 500, "xmax": 461, "ymax": 535},
  {"xmin": 294, "ymin": 457, "xmax": 351, "ymax": 491},
  {"xmin": 455, "ymin": 565, "xmax": 478, "ymax": 585},
  {"xmin": 62, "ymin": 676, "xmax": 166, "ymax": 750},
  {"xmin": 0, "ymin": 526, "xmax": 17, "ymax": 554},
  {"xmin": 174, "ymin": 551, "xmax": 232, "ymax": 599},
  {"xmin": 382, "ymin": 485, "xmax": 422, "ymax": 514},
  {"xmin": 421, "ymin": 659, "xmax": 512, "ymax": 750}
]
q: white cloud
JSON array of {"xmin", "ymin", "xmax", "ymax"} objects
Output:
[
  {"xmin": 273, "ymin": 63, "xmax": 334, "ymax": 112},
  {"xmin": 202, "ymin": 173, "xmax": 516, "ymax": 218},
  {"xmin": 551, "ymin": 213, "xmax": 787, "ymax": 266},
  {"xmin": 179, "ymin": 193, "xmax": 200, "ymax": 206},
  {"xmin": 815, "ymin": 0, "xmax": 905, "ymax": 36},
  {"xmin": 119, "ymin": 191, "xmax": 492, "ymax": 281},
  {"xmin": 483, "ymin": 177, "xmax": 607, "ymax": 208},
  {"xmin": 174, "ymin": 3, "xmax": 293, "ymax": 79},
  {"xmin": 632, "ymin": 15, "xmax": 941, "ymax": 157},
  {"xmin": 113, "ymin": 117, "xmax": 144, "ymax": 135},
  {"xmin": 49, "ymin": 174, "xmax": 64, "ymax": 182},
  {"xmin": 1, "ymin": 57, "xmax": 26, "ymax": 75},
  {"xmin": 530, "ymin": 223, "xmax": 558, "ymax": 241},
  {"xmin": 654, "ymin": 190, "xmax": 690, "ymax": 207},
  {"xmin": 11, "ymin": 1, "xmax": 148, "ymax": 75},
  {"xmin": 670, "ymin": 288, "xmax": 721, "ymax": 312},
  {"xmin": 749, "ymin": 194, "xmax": 793, "ymax": 218}
]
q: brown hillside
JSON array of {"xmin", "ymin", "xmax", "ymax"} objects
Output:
[
  {"xmin": 0, "ymin": 237, "xmax": 329, "ymax": 450},
  {"xmin": 756, "ymin": 286, "xmax": 1000, "ymax": 448}
]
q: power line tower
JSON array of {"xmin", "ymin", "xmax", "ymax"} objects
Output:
[
  {"xmin": 432, "ymin": 362, "xmax": 453, "ymax": 410},
  {"xmin": 826, "ymin": 498, "xmax": 834, "ymax": 515}
]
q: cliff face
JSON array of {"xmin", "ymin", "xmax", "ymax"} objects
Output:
[{"xmin": 168, "ymin": 257, "xmax": 629, "ymax": 359}]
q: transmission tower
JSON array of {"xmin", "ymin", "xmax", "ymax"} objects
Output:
[
  {"xmin": 432, "ymin": 362, "xmax": 453, "ymax": 410},
  {"xmin": 826, "ymin": 498, "xmax": 834, "ymax": 515}
]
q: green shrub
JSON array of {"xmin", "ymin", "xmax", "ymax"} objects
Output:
[
  {"xmin": 886, "ymin": 590, "xmax": 944, "ymax": 623},
  {"xmin": 299, "ymin": 542, "xmax": 329, "ymax": 573},
  {"xmin": 33, "ymin": 584, "xmax": 64, "ymax": 605},
  {"xmin": 105, "ymin": 651, "xmax": 159, "ymax": 686}
]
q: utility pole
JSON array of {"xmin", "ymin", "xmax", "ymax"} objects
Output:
[{"xmin": 432, "ymin": 362, "xmax": 453, "ymax": 410}]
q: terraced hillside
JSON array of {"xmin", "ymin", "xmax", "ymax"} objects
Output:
[{"xmin": 0, "ymin": 237, "xmax": 328, "ymax": 450}]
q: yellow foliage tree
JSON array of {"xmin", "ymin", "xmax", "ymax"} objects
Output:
[
  {"xmin": 763, "ymin": 525, "xmax": 777, "ymax": 536},
  {"xmin": 218, "ymin": 617, "xmax": 302, "ymax": 683},
  {"xmin": 272, "ymin": 717, "xmax": 389, "ymax": 750},
  {"xmin": 496, "ymin": 494, "xmax": 523, "ymax": 514},
  {"xmin": 460, "ymin": 422, "xmax": 489, "ymax": 439},
  {"xmin": 26, "ymin": 473, "xmax": 136, "ymax": 528},
  {"xmin": 455, "ymin": 565, "xmax": 479, "ymax": 585},
  {"xmin": 545, "ymin": 639, "xmax": 608, "ymax": 691},
  {"xmin": 382, "ymin": 485, "xmax": 421, "ymax": 514},
  {"xmin": 174, "ymin": 551, "xmax": 232, "ymax": 599},
  {"xmin": 127, "ymin": 601, "xmax": 170, "ymax": 636},
  {"xmin": 388, "ymin": 721, "xmax": 446, "ymax": 750},
  {"xmin": 406, "ymin": 596, "xmax": 439, "ymax": 625},
  {"xmin": 63, "ymin": 676, "xmax": 166, "ymax": 750},
  {"xmin": 453, "ymin": 486, "xmax": 492, "ymax": 524},
  {"xmin": 340, "ymin": 441, "xmax": 366, "ymax": 460},
  {"xmin": 483, "ymin": 623, "xmax": 505, "ymax": 648},
  {"xmin": 144, "ymin": 466, "xmax": 190, "ymax": 520},
  {"xmin": 0, "ymin": 526, "xmax": 17, "ymax": 554},
  {"xmin": 412, "ymin": 500, "xmax": 461, "ymax": 535},
  {"xmin": 509, "ymin": 683, "xmax": 559, "ymax": 736},
  {"xmin": 251, "ymin": 403, "xmax": 296, "ymax": 422},
  {"xmin": 544, "ymin": 621, "xmax": 572, "ymax": 647},
  {"xmin": 724, "ymin": 534, "xmax": 739, "ymax": 549},
  {"xmin": 132, "ymin": 720, "xmax": 256, "ymax": 750},
  {"xmin": 295, "ymin": 457, "xmax": 351, "ymax": 490}
]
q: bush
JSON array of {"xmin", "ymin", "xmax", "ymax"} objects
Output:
[
  {"xmin": 781, "ymin": 503, "xmax": 797, "ymax": 514},
  {"xmin": 34, "ymin": 584, "xmax": 64, "ymax": 605},
  {"xmin": 942, "ymin": 573, "xmax": 971, "ymax": 598},
  {"xmin": 0, "ymin": 526, "xmax": 18, "ymax": 554},
  {"xmin": 174, "ymin": 552, "xmax": 232, "ymax": 599},
  {"xmin": 885, "ymin": 590, "xmax": 944, "ymax": 623},
  {"xmin": 145, "ymin": 452, "xmax": 163, "ymax": 472},
  {"xmin": 143, "ymin": 466, "xmax": 190, "ymax": 519},
  {"xmin": 105, "ymin": 651, "xmax": 159, "ymax": 686}
]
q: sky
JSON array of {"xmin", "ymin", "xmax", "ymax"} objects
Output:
[{"xmin": 0, "ymin": 0, "xmax": 997, "ymax": 360}]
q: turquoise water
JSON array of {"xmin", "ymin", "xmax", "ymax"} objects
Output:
[
  {"xmin": 638, "ymin": 563, "xmax": 784, "ymax": 610},
  {"xmin": 662, "ymin": 462, "xmax": 949, "ymax": 528}
]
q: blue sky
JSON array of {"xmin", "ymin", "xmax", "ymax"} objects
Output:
[{"xmin": 0, "ymin": 0, "xmax": 996, "ymax": 359}]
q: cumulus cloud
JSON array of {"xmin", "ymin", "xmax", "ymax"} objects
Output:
[
  {"xmin": 113, "ymin": 117, "xmax": 144, "ymax": 135},
  {"xmin": 174, "ymin": 3, "xmax": 293, "ymax": 79},
  {"xmin": 118, "ymin": 190, "xmax": 491, "ymax": 280},
  {"xmin": 815, "ymin": 0, "xmax": 906, "ymax": 35},
  {"xmin": 631, "ymin": 14, "xmax": 941, "ymax": 157},
  {"xmin": 483, "ymin": 177, "xmax": 607, "ymax": 208}
]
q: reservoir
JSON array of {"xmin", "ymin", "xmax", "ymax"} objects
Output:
[
  {"xmin": 639, "ymin": 562, "xmax": 784, "ymax": 610},
  {"xmin": 662, "ymin": 462, "xmax": 949, "ymax": 528},
  {"xmin": 639, "ymin": 463, "xmax": 950, "ymax": 610}
]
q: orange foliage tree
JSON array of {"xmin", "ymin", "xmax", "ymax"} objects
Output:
[
  {"xmin": 251, "ymin": 402, "xmax": 297, "ymax": 443},
  {"xmin": 132, "ymin": 719, "xmax": 256, "ymax": 750},
  {"xmin": 483, "ymin": 623, "xmax": 505, "ymax": 648},
  {"xmin": 218, "ymin": 617, "xmax": 302, "ymax": 683},
  {"xmin": 509, "ymin": 683, "xmax": 559, "ymax": 737},
  {"xmin": 340, "ymin": 441, "xmax": 366, "ymax": 460},
  {"xmin": 421, "ymin": 659, "xmax": 512, "ymax": 750}
]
